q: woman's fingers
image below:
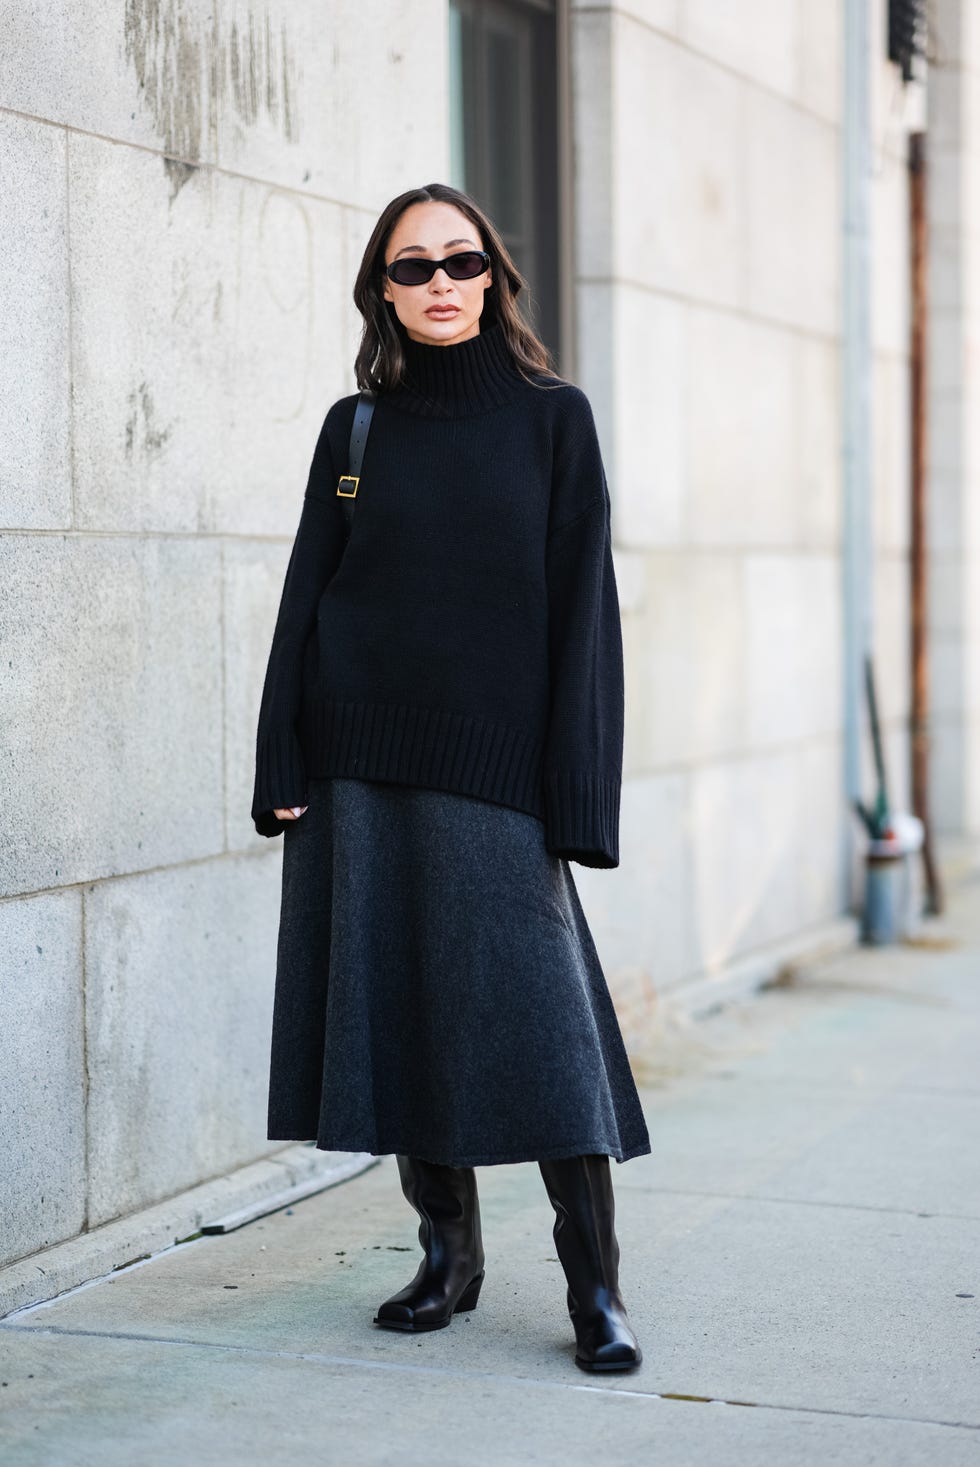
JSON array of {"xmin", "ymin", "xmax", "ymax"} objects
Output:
[{"xmin": 273, "ymin": 805, "xmax": 309, "ymax": 820}]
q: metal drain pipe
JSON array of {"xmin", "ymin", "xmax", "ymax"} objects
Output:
[
  {"xmin": 841, "ymin": 0, "xmax": 875, "ymax": 905},
  {"xmin": 909, "ymin": 130, "xmax": 943, "ymax": 913}
]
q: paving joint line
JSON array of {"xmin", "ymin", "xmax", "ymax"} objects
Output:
[
  {"xmin": 625, "ymin": 1185, "xmax": 980, "ymax": 1223},
  {"xmin": 2, "ymin": 1323, "xmax": 979, "ymax": 1433}
]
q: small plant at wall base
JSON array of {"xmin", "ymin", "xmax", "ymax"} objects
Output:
[
  {"xmin": 852, "ymin": 787, "xmax": 895, "ymax": 842},
  {"xmin": 851, "ymin": 654, "xmax": 895, "ymax": 841}
]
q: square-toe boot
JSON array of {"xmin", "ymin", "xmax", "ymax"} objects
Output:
[
  {"xmin": 373, "ymin": 1154, "xmax": 486, "ymax": 1332},
  {"xmin": 538, "ymin": 1153, "xmax": 642, "ymax": 1371}
]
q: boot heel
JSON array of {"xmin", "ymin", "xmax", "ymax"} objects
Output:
[{"xmin": 454, "ymin": 1269, "xmax": 485, "ymax": 1313}]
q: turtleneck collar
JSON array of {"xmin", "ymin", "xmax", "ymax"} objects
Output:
[{"xmin": 385, "ymin": 320, "xmax": 527, "ymax": 418}]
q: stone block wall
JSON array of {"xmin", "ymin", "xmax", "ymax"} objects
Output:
[
  {"xmin": 567, "ymin": 0, "xmax": 958, "ymax": 1005},
  {"xmin": 927, "ymin": 0, "xmax": 980, "ymax": 833},
  {"xmin": 0, "ymin": 0, "xmax": 447, "ymax": 1270}
]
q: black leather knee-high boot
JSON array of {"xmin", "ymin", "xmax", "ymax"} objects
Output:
[
  {"xmin": 538, "ymin": 1153, "xmax": 642, "ymax": 1371},
  {"xmin": 373, "ymin": 1154, "xmax": 486, "ymax": 1332}
]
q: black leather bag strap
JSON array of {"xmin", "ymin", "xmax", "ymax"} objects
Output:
[{"xmin": 336, "ymin": 389, "xmax": 377, "ymax": 539}]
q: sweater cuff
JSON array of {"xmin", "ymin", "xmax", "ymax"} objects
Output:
[
  {"xmin": 543, "ymin": 770, "xmax": 621, "ymax": 869},
  {"xmin": 252, "ymin": 727, "xmax": 308, "ymax": 838}
]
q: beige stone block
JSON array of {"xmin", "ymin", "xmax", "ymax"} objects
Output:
[
  {"xmin": 0, "ymin": 1, "xmax": 446, "ymax": 198},
  {"xmin": 929, "ymin": 552, "xmax": 965, "ymax": 636},
  {"xmin": 871, "ymin": 152, "xmax": 910, "ymax": 358},
  {"xmin": 571, "ymin": 11, "xmax": 614, "ymax": 279},
  {"xmin": 0, "ymin": 891, "xmax": 86, "ymax": 1268},
  {"xmin": 687, "ymin": 311, "xmax": 797, "ymax": 548},
  {"xmin": 927, "ymin": 50, "xmax": 964, "ymax": 151},
  {"xmin": 873, "ymin": 553, "xmax": 913, "ymax": 723},
  {"xmin": 342, "ymin": 207, "xmax": 380, "ymax": 394},
  {"xmin": 224, "ymin": 537, "xmax": 293, "ymax": 852},
  {"xmin": 0, "ymin": 114, "xmax": 71, "ymax": 529},
  {"xmin": 930, "ymin": 716, "xmax": 966, "ymax": 832},
  {"xmin": 928, "ymin": 465, "xmax": 967, "ymax": 558},
  {"xmin": 689, "ymin": 749, "xmax": 805, "ymax": 968},
  {"xmin": 929, "ymin": 632, "xmax": 967, "ymax": 719},
  {"xmin": 967, "ymin": 714, "xmax": 980, "ymax": 830},
  {"xmin": 571, "ymin": 0, "xmax": 680, "ymax": 35},
  {"xmin": 84, "ymin": 854, "xmax": 282, "ymax": 1227},
  {"xmin": 218, "ymin": 0, "xmax": 449, "ymax": 201},
  {"xmin": 612, "ymin": 17, "xmax": 742, "ymax": 304},
  {"xmin": 928, "ymin": 309, "xmax": 964, "ymax": 394},
  {"xmin": 575, "ymin": 282, "xmax": 615, "ymax": 474},
  {"xmin": 799, "ymin": 0, "xmax": 841, "ymax": 123},
  {"xmin": 613, "ymin": 547, "xmax": 647, "ymax": 614},
  {"xmin": 682, "ymin": 0, "xmax": 797, "ymax": 99},
  {"xmin": 624, "ymin": 553, "xmax": 745, "ymax": 767},
  {"xmin": 798, "ymin": 737, "xmax": 848, "ymax": 920},
  {"xmin": 872, "ymin": 352, "xmax": 911, "ymax": 554},
  {"xmin": 967, "ymin": 72, "xmax": 980, "ymax": 186},
  {"xmin": 930, "ymin": 236, "xmax": 967, "ymax": 319},
  {"xmin": 0, "ymin": 0, "xmax": 220, "ymax": 160},
  {"xmin": 67, "ymin": 130, "xmax": 347, "ymax": 537},
  {"xmin": 798, "ymin": 333, "xmax": 841, "ymax": 549},
  {"xmin": 743, "ymin": 87, "xmax": 838, "ymax": 334},
  {"xmin": 743, "ymin": 552, "xmax": 841, "ymax": 747},
  {"xmin": 928, "ymin": 145, "xmax": 965, "ymax": 235},
  {"xmin": 928, "ymin": 398, "xmax": 966, "ymax": 483},
  {"xmin": 966, "ymin": 564, "xmax": 980, "ymax": 712},
  {"xmin": 0, "ymin": 535, "xmax": 223, "ymax": 895},
  {"xmin": 612, "ymin": 288, "xmax": 688, "ymax": 549},
  {"xmin": 968, "ymin": 435, "xmax": 980, "ymax": 542}
]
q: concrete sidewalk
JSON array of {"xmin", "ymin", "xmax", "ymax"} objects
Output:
[{"xmin": 2, "ymin": 880, "xmax": 978, "ymax": 1466}]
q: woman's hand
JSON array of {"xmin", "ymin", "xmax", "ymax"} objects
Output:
[{"xmin": 273, "ymin": 806, "xmax": 309, "ymax": 820}]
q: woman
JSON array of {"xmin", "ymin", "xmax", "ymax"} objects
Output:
[{"xmin": 251, "ymin": 182, "xmax": 650, "ymax": 1373}]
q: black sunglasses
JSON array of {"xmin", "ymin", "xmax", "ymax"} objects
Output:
[{"xmin": 385, "ymin": 249, "xmax": 491, "ymax": 286}]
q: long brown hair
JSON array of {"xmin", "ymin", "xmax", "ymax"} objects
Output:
[{"xmin": 352, "ymin": 182, "xmax": 564, "ymax": 393}]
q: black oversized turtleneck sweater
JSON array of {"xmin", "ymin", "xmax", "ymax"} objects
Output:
[{"xmin": 250, "ymin": 319, "xmax": 624, "ymax": 868}]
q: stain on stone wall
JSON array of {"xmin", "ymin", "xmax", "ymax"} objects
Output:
[
  {"xmin": 162, "ymin": 156, "xmax": 200, "ymax": 204},
  {"xmin": 124, "ymin": 0, "xmax": 219, "ymax": 165},
  {"xmin": 228, "ymin": 10, "xmax": 297, "ymax": 142},
  {"xmin": 124, "ymin": 382, "xmax": 173, "ymax": 461},
  {"xmin": 124, "ymin": 0, "xmax": 299, "ymax": 196}
]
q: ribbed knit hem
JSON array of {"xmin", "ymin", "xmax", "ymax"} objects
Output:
[
  {"xmin": 251, "ymin": 727, "xmax": 308, "ymax": 837},
  {"xmin": 267, "ymin": 1128, "xmax": 653, "ymax": 1166},
  {"xmin": 298, "ymin": 697, "xmax": 546, "ymax": 821},
  {"xmin": 543, "ymin": 769, "xmax": 621, "ymax": 869}
]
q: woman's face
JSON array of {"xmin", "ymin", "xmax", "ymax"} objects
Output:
[{"xmin": 382, "ymin": 200, "xmax": 493, "ymax": 347}]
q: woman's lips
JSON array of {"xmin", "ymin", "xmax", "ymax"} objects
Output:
[{"xmin": 426, "ymin": 306, "xmax": 460, "ymax": 317}]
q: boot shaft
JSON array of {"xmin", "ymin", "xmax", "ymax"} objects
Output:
[
  {"xmin": 395, "ymin": 1154, "xmax": 484, "ymax": 1264},
  {"xmin": 538, "ymin": 1153, "xmax": 622, "ymax": 1297}
]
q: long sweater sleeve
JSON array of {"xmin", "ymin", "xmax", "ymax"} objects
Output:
[
  {"xmin": 251, "ymin": 413, "xmax": 347, "ymax": 837},
  {"xmin": 542, "ymin": 402, "xmax": 625, "ymax": 869}
]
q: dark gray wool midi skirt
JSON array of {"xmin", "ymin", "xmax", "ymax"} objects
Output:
[{"xmin": 267, "ymin": 775, "xmax": 652, "ymax": 1167}]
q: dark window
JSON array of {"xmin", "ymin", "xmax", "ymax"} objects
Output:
[{"xmin": 449, "ymin": 0, "xmax": 561, "ymax": 364}]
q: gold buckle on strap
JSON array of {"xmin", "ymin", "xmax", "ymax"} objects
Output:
[{"xmin": 336, "ymin": 475, "xmax": 359, "ymax": 498}]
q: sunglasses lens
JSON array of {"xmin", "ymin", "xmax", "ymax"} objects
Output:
[
  {"xmin": 444, "ymin": 251, "xmax": 488, "ymax": 279},
  {"xmin": 389, "ymin": 258, "xmax": 433, "ymax": 285},
  {"xmin": 388, "ymin": 251, "xmax": 488, "ymax": 285}
]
